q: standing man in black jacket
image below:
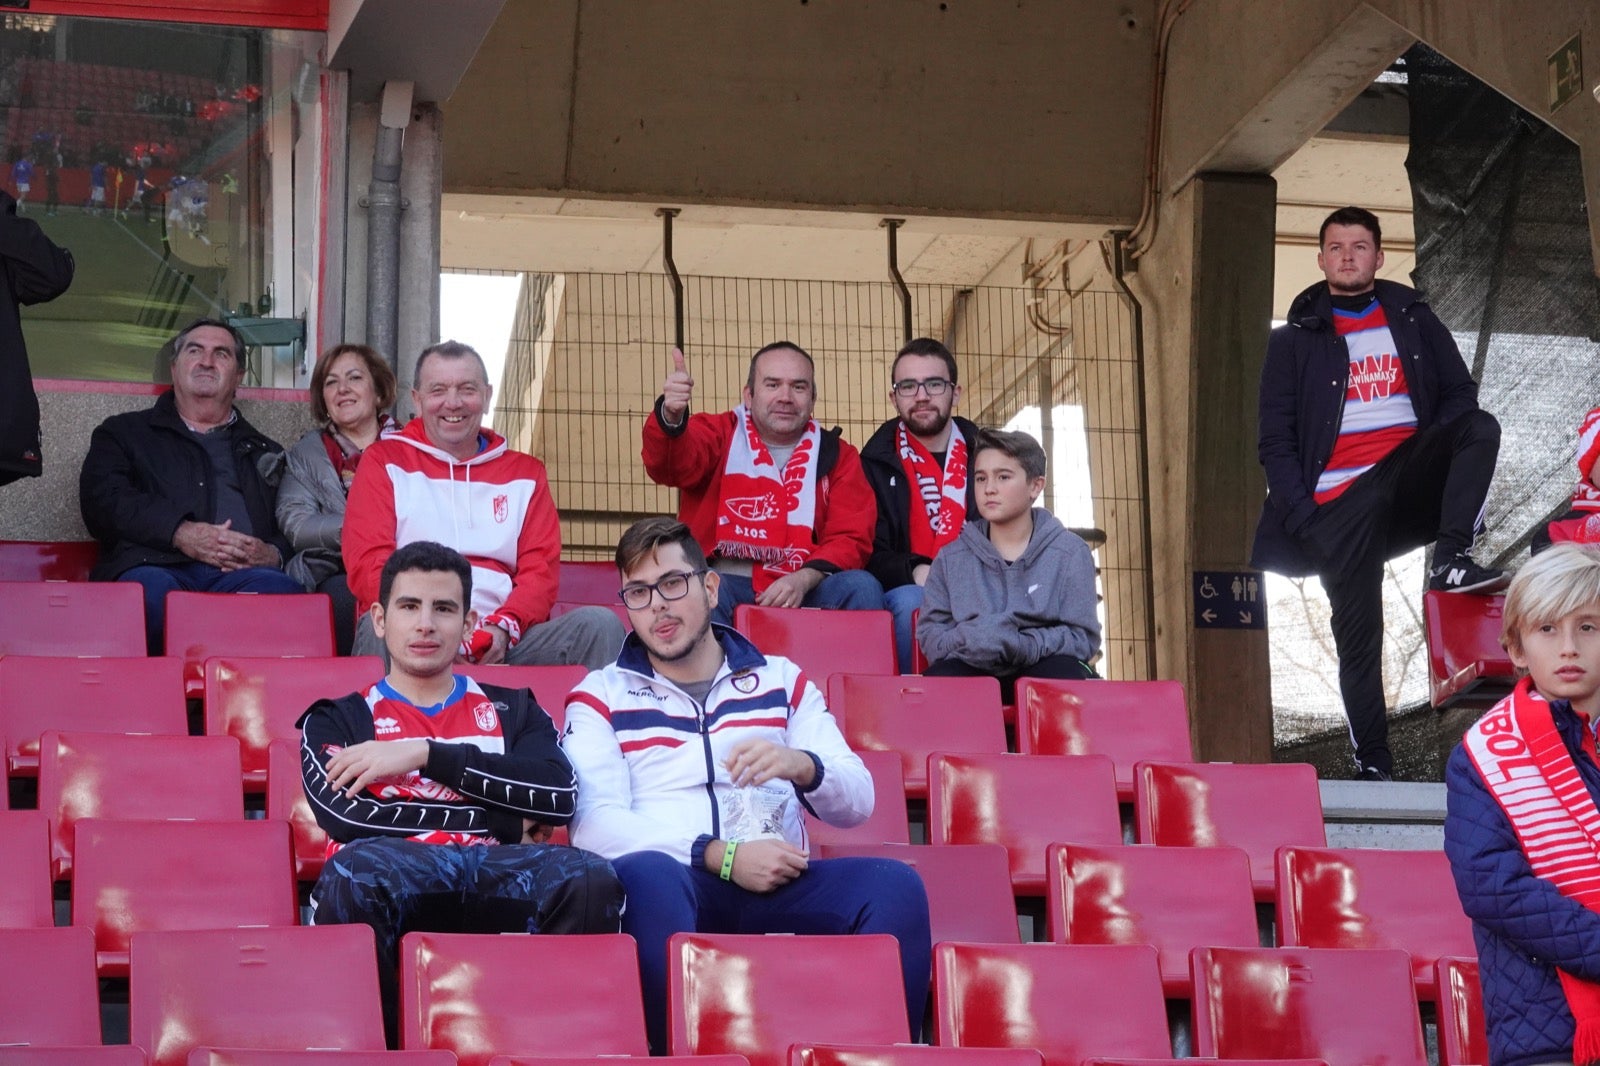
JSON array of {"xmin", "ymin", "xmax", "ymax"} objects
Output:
[
  {"xmin": 861, "ymin": 337, "xmax": 981, "ymax": 672},
  {"xmin": 79, "ymin": 318, "xmax": 303, "ymax": 652},
  {"xmin": 1252, "ymin": 206, "xmax": 1504, "ymax": 781},
  {"xmin": 0, "ymin": 187, "xmax": 74, "ymax": 486}
]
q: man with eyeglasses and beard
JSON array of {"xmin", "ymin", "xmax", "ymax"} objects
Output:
[
  {"xmin": 861, "ymin": 338, "xmax": 981, "ymax": 672},
  {"xmin": 561, "ymin": 516, "xmax": 931, "ymax": 1055}
]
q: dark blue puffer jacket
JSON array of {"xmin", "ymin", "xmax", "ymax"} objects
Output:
[{"xmin": 1445, "ymin": 698, "xmax": 1600, "ymax": 1066}]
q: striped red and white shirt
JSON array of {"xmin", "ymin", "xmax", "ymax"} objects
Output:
[{"xmin": 1314, "ymin": 298, "xmax": 1418, "ymax": 504}]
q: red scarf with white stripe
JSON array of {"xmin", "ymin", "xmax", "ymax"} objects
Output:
[
  {"xmin": 1463, "ymin": 676, "xmax": 1600, "ymax": 1064},
  {"xmin": 714, "ymin": 405, "xmax": 821, "ymax": 593},
  {"xmin": 897, "ymin": 422, "xmax": 967, "ymax": 559},
  {"xmin": 1572, "ymin": 406, "xmax": 1600, "ymax": 512}
]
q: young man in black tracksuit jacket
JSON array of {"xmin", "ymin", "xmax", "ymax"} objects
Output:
[{"xmin": 298, "ymin": 540, "xmax": 621, "ymax": 1044}]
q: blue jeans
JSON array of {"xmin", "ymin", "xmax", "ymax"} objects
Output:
[
  {"xmin": 712, "ymin": 568, "xmax": 886, "ymax": 628},
  {"xmin": 120, "ymin": 560, "xmax": 304, "ymax": 654},
  {"xmin": 613, "ymin": 849, "xmax": 931, "ymax": 1054},
  {"xmin": 883, "ymin": 583, "xmax": 925, "ymax": 674}
]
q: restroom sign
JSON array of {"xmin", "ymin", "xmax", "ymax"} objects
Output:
[{"xmin": 1193, "ymin": 570, "xmax": 1266, "ymax": 630}]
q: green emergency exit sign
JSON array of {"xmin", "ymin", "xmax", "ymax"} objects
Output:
[{"xmin": 1549, "ymin": 33, "xmax": 1582, "ymax": 112}]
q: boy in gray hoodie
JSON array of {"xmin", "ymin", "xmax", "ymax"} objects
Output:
[{"xmin": 918, "ymin": 429, "xmax": 1100, "ymax": 699}]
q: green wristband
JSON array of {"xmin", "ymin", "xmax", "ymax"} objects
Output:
[{"xmin": 719, "ymin": 839, "xmax": 739, "ymax": 881}]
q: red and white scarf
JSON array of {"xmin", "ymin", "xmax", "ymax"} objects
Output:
[
  {"xmin": 897, "ymin": 422, "xmax": 967, "ymax": 559},
  {"xmin": 714, "ymin": 405, "xmax": 821, "ymax": 593},
  {"xmin": 1464, "ymin": 676, "xmax": 1600, "ymax": 1064},
  {"xmin": 1572, "ymin": 406, "xmax": 1600, "ymax": 513}
]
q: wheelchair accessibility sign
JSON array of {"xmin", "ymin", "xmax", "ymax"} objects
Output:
[{"xmin": 1193, "ymin": 570, "xmax": 1266, "ymax": 630}]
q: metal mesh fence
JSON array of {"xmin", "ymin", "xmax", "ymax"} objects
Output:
[{"xmin": 486, "ymin": 269, "xmax": 1154, "ymax": 679}]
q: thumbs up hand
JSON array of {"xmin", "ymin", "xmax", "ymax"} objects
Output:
[{"xmin": 661, "ymin": 347, "xmax": 694, "ymax": 424}]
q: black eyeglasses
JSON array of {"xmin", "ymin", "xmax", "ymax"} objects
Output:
[
  {"xmin": 619, "ymin": 568, "xmax": 709, "ymax": 610},
  {"xmin": 892, "ymin": 377, "xmax": 952, "ymax": 397}
]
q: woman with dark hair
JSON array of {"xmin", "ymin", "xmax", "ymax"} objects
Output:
[{"xmin": 278, "ymin": 343, "xmax": 398, "ymax": 655}]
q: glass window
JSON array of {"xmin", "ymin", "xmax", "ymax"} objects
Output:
[{"xmin": 0, "ymin": 12, "xmax": 323, "ymax": 383}]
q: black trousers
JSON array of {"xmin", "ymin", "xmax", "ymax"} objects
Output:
[
  {"xmin": 1299, "ymin": 410, "xmax": 1500, "ymax": 774},
  {"xmin": 924, "ymin": 652, "xmax": 1096, "ymax": 703}
]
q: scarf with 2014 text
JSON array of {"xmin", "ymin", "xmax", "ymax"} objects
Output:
[
  {"xmin": 896, "ymin": 421, "xmax": 967, "ymax": 560},
  {"xmin": 1463, "ymin": 675, "xmax": 1600, "ymax": 1065},
  {"xmin": 714, "ymin": 404, "xmax": 821, "ymax": 593}
]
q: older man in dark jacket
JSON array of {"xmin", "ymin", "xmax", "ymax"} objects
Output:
[{"xmin": 80, "ymin": 318, "xmax": 301, "ymax": 652}]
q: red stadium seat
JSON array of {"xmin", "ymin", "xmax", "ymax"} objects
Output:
[
  {"xmin": 1015, "ymin": 679, "xmax": 1192, "ymax": 800},
  {"xmin": 821, "ymin": 842, "xmax": 1020, "ymax": 946},
  {"xmin": 186, "ymin": 1052, "xmax": 456, "ymax": 1065},
  {"xmin": 265, "ymin": 738, "xmax": 328, "ymax": 882},
  {"xmin": 0, "ymin": 927, "xmax": 101, "ymax": 1048},
  {"xmin": 38, "ymin": 731, "xmax": 244, "ymax": 879},
  {"xmin": 165, "ymin": 591, "xmax": 335, "ymax": 697},
  {"xmin": 0, "ymin": 1049, "xmax": 148, "ymax": 1065},
  {"xmin": 804, "ymin": 749, "xmax": 911, "ymax": 847},
  {"xmin": 0, "ymin": 581, "xmax": 145, "ymax": 657},
  {"xmin": 1190, "ymin": 946, "xmax": 1427, "ymax": 1066},
  {"xmin": 72, "ymin": 818, "xmax": 297, "ymax": 976},
  {"xmin": 129, "ymin": 925, "xmax": 385, "ymax": 1066},
  {"xmin": 669, "ymin": 932, "xmax": 910, "ymax": 1066},
  {"xmin": 0, "ymin": 539, "xmax": 98, "ymax": 582},
  {"xmin": 1086, "ymin": 1061, "xmax": 1324, "ymax": 1066},
  {"xmin": 490, "ymin": 1059, "xmax": 746, "ymax": 1066},
  {"xmin": 401, "ymin": 931, "xmax": 647, "ymax": 1063},
  {"xmin": 204, "ymin": 656, "xmax": 382, "ymax": 790},
  {"xmin": 456, "ymin": 663, "xmax": 588, "ymax": 730},
  {"xmin": 1424, "ymin": 590, "xmax": 1515, "ymax": 708},
  {"xmin": 557, "ymin": 559, "xmax": 622, "ymax": 604},
  {"xmin": 0, "ymin": 810, "xmax": 53, "ymax": 927},
  {"xmin": 1133, "ymin": 760, "xmax": 1326, "ymax": 900},
  {"xmin": 794, "ymin": 1047, "xmax": 1043, "ymax": 1066},
  {"xmin": 928, "ymin": 752, "xmax": 1121, "ymax": 894},
  {"xmin": 1046, "ymin": 842, "xmax": 1257, "ymax": 996},
  {"xmin": 933, "ymin": 941, "xmax": 1170, "ymax": 1065},
  {"xmin": 826, "ymin": 674, "xmax": 1005, "ymax": 799},
  {"xmin": 1, "ymin": 655, "xmax": 186, "ymax": 777},
  {"xmin": 1275, "ymin": 845, "xmax": 1475, "ymax": 1000},
  {"xmin": 734, "ymin": 605, "xmax": 896, "ymax": 682},
  {"xmin": 1437, "ymin": 956, "xmax": 1488, "ymax": 1066}
]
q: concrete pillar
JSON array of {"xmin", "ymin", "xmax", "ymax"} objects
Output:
[
  {"xmin": 1134, "ymin": 173, "xmax": 1277, "ymax": 763},
  {"xmin": 342, "ymin": 99, "xmax": 443, "ymax": 420}
]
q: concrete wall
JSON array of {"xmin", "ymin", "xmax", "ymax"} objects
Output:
[
  {"xmin": 1, "ymin": 386, "xmax": 315, "ymax": 542},
  {"xmin": 444, "ymin": 0, "xmax": 1155, "ymax": 225}
]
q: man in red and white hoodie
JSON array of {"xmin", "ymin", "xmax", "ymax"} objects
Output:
[
  {"xmin": 344, "ymin": 341, "xmax": 624, "ymax": 668},
  {"xmin": 642, "ymin": 340, "xmax": 882, "ymax": 627}
]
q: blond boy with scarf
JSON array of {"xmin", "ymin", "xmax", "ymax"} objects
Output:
[{"xmin": 1446, "ymin": 543, "xmax": 1600, "ymax": 1066}]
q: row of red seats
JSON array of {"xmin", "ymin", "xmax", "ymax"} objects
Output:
[
  {"xmin": 0, "ymin": 547, "xmax": 1521, "ymax": 710},
  {"xmin": 0, "ymin": 923, "xmax": 1484, "ymax": 1066},
  {"xmin": 0, "ymin": 655, "xmax": 584, "ymax": 790},
  {"xmin": 0, "ymin": 793, "xmax": 1475, "ymax": 1002},
  {"xmin": 0, "ymin": 650, "xmax": 1180, "ymax": 796}
]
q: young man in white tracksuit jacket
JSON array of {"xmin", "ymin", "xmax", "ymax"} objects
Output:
[{"xmin": 562, "ymin": 516, "xmax": 931, "ymax": 1053}]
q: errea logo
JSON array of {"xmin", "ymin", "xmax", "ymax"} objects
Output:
[{"xmin": 374, "ymin": 716, "xmax": 402, "ymax": 735}]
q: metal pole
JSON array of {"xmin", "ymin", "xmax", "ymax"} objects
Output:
[
  {"xmin": 1109, "ymin": 231, "xmax": 1160, "ymax": 681},
  {"xmin": 364, "ymin": 81, "xmax": 413, "ymax": 381},
  {"xmin": 657, "ymin": 207, "xmax": 684, "ymax": 351},
  {"xmin": 881, "ymin": 218, "xmax": 912, "ymax": 344}
]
